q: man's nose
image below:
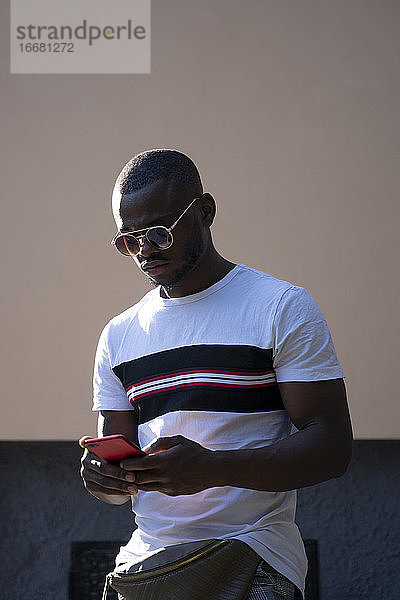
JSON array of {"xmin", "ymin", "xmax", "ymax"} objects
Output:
[{"xmin": 137, "ymin": 236, "xmax": 158, "ymax": 258}]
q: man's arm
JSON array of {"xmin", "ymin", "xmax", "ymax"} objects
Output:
[
  {"xmin": 213, "ymin": 378, "xmax": 353, "ymax": 491},
  {"xmin": 80, "ymin": 410, "xmax": 139, "ymax": 505},
  {"xmin": 120, "ymin": 378, "xmax": 352, "ymax": 495}
]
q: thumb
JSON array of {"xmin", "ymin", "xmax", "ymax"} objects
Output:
[
  {"xmin": 78, "ymin": 435, "xmax": 94, "ymax": 449},
  {"xmin": 143, "ymin": 435, "xmax": 184, "ymax": 454}
]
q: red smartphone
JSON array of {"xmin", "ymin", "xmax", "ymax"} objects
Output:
[{"xmin": 82, "ymin": 434, "xmax": 145, "ymax": 462}]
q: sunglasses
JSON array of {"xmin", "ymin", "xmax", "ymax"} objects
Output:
[{"xmin": 111, "ymin": 197, "xmax": 199, "ymax": 257}]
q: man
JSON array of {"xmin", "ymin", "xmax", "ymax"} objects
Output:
[{"xmin": 80, "ymin": 149, "xmax": 352, "ymax": 599}]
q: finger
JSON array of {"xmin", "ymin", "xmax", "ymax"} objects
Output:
[
  {"xmin": 134, "ymin": 482, "xmax": 168, "ymax": 493},
  {"xmin": 120, "ymin": 454, "xmax": 159, "ymax": 471},
  {"xmin": 84, "ymin": 478, "xmax": 136, "ymax": 496},
  {"xmin": 83, "ymin": 453, "xmax": 135, "ymax": 482},
  {"xmin": 143, "ymin": 435, "xmax": 185, "ymax": 454},
  {"xmin": 82, "ymin": 463, "xmax": 137, "ymax": 493},
  {"xmin": 133, "ymin": 469, "xmax": 165, "ymax": 486},
  {"xmin": 78, "ymin": 435, "xmax": 93, "ymax": 449},
  {"xmin": 122, "ymin": 437, "xmax": 187, "ymax": 471}
]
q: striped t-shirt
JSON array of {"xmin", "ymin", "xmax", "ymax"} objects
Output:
[{"xmin": 93, "ymin": 264, "xmax": 344, "ymax": 595}]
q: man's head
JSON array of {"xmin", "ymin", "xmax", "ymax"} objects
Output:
[
  {"xmin": 113, "ymin": 149, "xmax": 203, "ymax": 203},
  {"xmin": 111, "ymin": 149, "xmax": 216, "ymax": 293}
]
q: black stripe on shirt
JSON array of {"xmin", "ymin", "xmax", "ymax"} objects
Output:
[{"xmin": 113, "ymin": 344, "xmax": 284, "ymax": 424}]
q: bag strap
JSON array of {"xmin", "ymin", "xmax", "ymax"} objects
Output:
[{"xmin": 101, "ymin": 572, "xmax": 112, "ymax": 600}]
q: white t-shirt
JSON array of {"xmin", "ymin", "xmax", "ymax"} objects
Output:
[{"xmin": 93, "ymin": 264, "xmax": 344, "ymax": 595}]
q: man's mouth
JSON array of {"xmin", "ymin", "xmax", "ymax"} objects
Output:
[{"xmin": 140, "ymin": 260, "xmax": 170, "ymax": 276}]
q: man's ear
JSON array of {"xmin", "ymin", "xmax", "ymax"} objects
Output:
[{"xmin": 199, "ymin": 193, "xmax": 216, "ymax": 227}]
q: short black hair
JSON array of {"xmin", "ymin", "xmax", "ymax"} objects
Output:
[{"xmin": 115, "ymin": 149, "xmax": 203, "ymax": 196}]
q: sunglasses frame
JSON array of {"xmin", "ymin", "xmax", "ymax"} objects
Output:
[{"xmin": 111, "ymin": 197, "xmax": 199, "ymax": 257}]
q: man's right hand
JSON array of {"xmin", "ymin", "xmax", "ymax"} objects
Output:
[{"xmin": 79, "ymin": 435, "xmax": 136, "ymax": 505}]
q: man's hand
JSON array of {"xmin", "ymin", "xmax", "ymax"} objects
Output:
[
  {"xmin": 79, "ymin": 410, "xmax": 140, "ymax": 504},
  {"xmin": 121, "ymin": 435, "xmax": 215, "ymax": 496},
  {"xmin": 79, "ymin": 435, "xmax": 136, "ymax": 505},
  {"xmin": 122, "ymin": 379, "xmax": 352, "ymax": 495},
  {"xmin": 80, "ymin": 382, "xmax": 352, "ymax": 499}
]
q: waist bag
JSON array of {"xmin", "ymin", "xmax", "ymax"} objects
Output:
[{"xmin": 101, "ymin": 538, "xmax": 260, "ymax": 600}]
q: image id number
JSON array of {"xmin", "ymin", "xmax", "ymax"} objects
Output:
[{"xmin": 19, "ymin": 43, "xmax": 74, "ymax": 53}]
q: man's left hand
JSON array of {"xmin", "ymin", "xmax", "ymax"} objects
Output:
[
  {"xmin": 120, "ymin": 435, "xmax": 216, "ymax": 496},
  {"xmin": 121, "ymin": 379, "xmax": 353, "ymax": 495}
]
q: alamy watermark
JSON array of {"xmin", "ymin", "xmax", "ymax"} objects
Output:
[{"xmin": 11, "ymin": 0, "xmax": 151, "ymax": 74}]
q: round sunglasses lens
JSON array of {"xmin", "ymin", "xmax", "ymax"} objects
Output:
[
  {"xmin": 115, "ymin": 235, "xmax": 139, "ymax": 256},
  {"xmin": 147, "ymin": 227, "xmax": 172, "ymax": 249}
]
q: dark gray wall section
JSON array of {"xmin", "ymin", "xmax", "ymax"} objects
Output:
[{"xmin": 0, "ymin": 441, "xmax": 398, "ymax": 600}]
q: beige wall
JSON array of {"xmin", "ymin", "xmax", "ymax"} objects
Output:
[{"xmin": 1, "ymin": 0, "xmax": 399, "ymax": 439}]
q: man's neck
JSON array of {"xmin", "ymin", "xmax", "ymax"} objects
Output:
[{"xmin": 161, "ymin": 253, "xmax": 236, "ymax": 299}]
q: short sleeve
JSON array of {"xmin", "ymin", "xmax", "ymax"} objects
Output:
[
  {"xmin": 92, "ymin": 323, "xmax": 133, "ymax": 411},
  {"xmin": 273, "ymin": 286, "xmax": 344, "ymax": 382}
]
